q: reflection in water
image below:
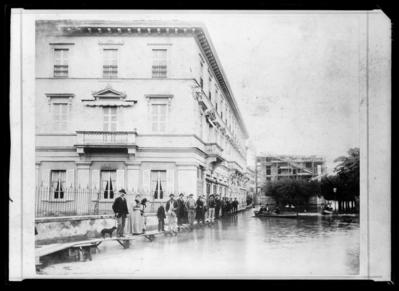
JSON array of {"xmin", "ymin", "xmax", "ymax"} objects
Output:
[{"xmin": 41, "ymin": 211, "xmax": 359, "ymax": 278}]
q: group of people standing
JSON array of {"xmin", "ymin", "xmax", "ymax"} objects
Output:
[
  {"xmin": 156, "ymin": 193, "xmax": 240, "ymax": 235},
  {"xmin": 112, "ymin": 188, "xmax": 241, "ymax": 238},
  {"xmin": 112, "ymin": 189, "xmax": 149, "ymax": 237}
]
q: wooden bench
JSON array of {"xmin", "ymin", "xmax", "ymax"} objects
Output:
[
  {"xmin": 35, "ymin": 236, "xmax": 136, "ymax": 268},
  {"xmin": 140, "ymin": 230, "xmax": 163, "ymax": 241}
]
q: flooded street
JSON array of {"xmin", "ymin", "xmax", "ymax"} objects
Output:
[{"xmin": 40, "ymin": 210, "xmax": 359, "ymax": 278}]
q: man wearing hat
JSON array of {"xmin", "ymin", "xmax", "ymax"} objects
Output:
[
  {"xmin": 207, "ymin": 194, "xmax": 216, "ymax": 223},
  {"xmin": 112, "ymin": 189, "xmax": 129, "ymax": 237},
  {"xmin": 165, "ymin": 194, "xmax": 178, "ymax": 234},
  {"xmin": 185, "ymin": 194, "xmax": 197, "ymax": 229},
  {"xmin": 195, "ymin": 195, "xmax": 206, "ymax": 225},
  {"xmin": 176, "ymin": 193, "xmax": 186, "ymax": 228}
]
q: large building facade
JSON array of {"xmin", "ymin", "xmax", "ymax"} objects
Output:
[
  {"xmin": 256, "ymin": 154, "xmax": 326, "ymax": 205},
  {"xmin": 35, "ymin": 20, "xmax": 250, "ymax": 215}
]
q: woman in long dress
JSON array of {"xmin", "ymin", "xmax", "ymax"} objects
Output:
[{"xmin": 128, "ymin": 196, "xmax": 143, "ymax": 235}]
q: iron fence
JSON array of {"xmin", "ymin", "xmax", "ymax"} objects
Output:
[{"xmin": 35, "ymin": 186, "xmax": 168, "ymax": 218}]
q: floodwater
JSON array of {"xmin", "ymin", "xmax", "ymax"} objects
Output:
[{"xmin": 40, "ymin": 210, "xmax": 359, "ymax": 278}]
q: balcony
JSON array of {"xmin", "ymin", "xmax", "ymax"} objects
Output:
[
  {"xmin": 227, "ymin": 160, "xmax": 244, "ymax": 173},
  {"xmin": 205, "ymin": 142, "xmax": 224, "ymax": 165},
  {"xmin": 75, "ymin": 130, "xmax": 137, "ymax": 155}
]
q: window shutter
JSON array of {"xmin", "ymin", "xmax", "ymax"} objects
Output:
[
  {"xmin": 116, "ymin": 169, "xmax": 125, "ymax": 192},
  {"xmin": 41, "ymin": 169, "xmax": 51, "ymax": 201},
  {"xmin": 91, "ymin": 170, "xmax": 100, "ymax": 201},
  {"xmin": 65, "ymin": 169, "xmax": 75, "ymax": 201},
  {"xmin": 142, "ymin": 169, "xmax": 151, "ymax": 196},
  {"xmin": 167, "ymin": 169, "xmax": 175, "ymax": 196}
]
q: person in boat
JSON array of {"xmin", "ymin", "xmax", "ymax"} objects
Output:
[
  {"xmin": 259, "ymin": 204, "xmax": 269, "ymax": 213},
  {"xmin": 274, "ymin": 205, "xmax": 281, "ymax": 214}
]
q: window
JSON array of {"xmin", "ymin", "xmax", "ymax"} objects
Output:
[
  {"xmin": 213, "ymin": 184, "xmax": 217, "ymax": 194},
  {"xmin": 151, "ymin": 170, "xmax": 166, "ymax": 200},
  {"xmin": 152, "ymin": 49, "xmax": 167, "ymax": 78},
  {"xmin": 208, "ymin": 77, "xmax": 212, "ymax": 100},
  {"xmin": 103, "ymin": 107, "xmax": 117, "ymax": 131},
  {"xmin": 52, "ymin": 103, "xmax": 68, "ymax": 131},
  {"xmin": 51, "ymin": 170, "xmax": 66, "ymax": 199},
  {"xmin": 101, "ymin": 170, "xmax": 116, "ymax": 199},
  {"xmin": 151, "ymin": 104, "xmax": 167, "ymax": 132},
  {"xmin": 54, "ymin": 48, "xmax": 69, "ymax": 77},
  {"xmin": 206, "ymin": 183, "xmax": 211, "ymax": 195},
  {"xmin": 103, "ymin": 49, "xmax": 118, "ymax": 78},
  {"xmin": 200, "ymin": 61, "xmax": 204, "ymax": 89},
  {"xmin": 266, "ymin": 166, "xmax": 271, "ymax": 175}
]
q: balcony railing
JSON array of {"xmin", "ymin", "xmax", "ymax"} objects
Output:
[
  {"xmin": 205, "ymin": 142, "xmax": 223, "ymax": 156},
  {"xmin": 75, "ymin": 131, "xmax": 137, "ymax": 154},
  {"xmin": 77, "ymin": 131, "xmax": 137, "ymax": 145}
]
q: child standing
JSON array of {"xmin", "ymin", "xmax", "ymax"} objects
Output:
[{"xmin": 157, "ymin": 204, "xmax": 166, "ymax": 232}]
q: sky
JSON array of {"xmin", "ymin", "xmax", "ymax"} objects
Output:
[{"xmin": 38, "ymin": 11, "xmax": 362, "ymax": 172}]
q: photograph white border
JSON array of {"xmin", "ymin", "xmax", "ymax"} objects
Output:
[{"xmin": 9, "ymin": 9, "xmax": 391, "ymax": 281}]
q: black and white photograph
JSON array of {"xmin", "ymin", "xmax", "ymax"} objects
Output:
[{"xmin": 8, "ymin": 9, "xmax": 391, "ymax": 280}]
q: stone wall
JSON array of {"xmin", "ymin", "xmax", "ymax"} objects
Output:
[{"xmin": 35, "ymin": 214, "xmax": 159, "ymax": 245}]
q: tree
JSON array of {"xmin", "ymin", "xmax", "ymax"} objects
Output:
[
  {"xmin": 333, "ymin": 147, "xmax": 360, "ymax": 201},
  {"xmin": 264, "ymin": 178, "xmax": 318, "ymax": 207}
]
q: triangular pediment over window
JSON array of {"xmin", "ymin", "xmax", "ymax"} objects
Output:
[{"xmin": 82, "ymin": 85, "xmax": 137, "ymax": 107}]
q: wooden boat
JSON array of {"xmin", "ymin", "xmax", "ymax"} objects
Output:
[
  {"xmin": 321, "ymin": 209, "xmax": 333, "ymax": 215},
  {"xmin": 254, "ymin": 210, "xmax": 298, "ymax": 218}
]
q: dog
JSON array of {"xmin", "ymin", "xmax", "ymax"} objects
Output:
[
  {"xmin": 101, "ymin": 226, "xmax": 117, "ymax": 238},
  {"xmin": 80, "ymin": 246, "xmax": 92, "ymax": 261}
]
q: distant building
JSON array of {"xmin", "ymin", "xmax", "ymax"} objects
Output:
[{"xmin": 256, "ymin": 154, "xmax": 326, "ymax": 206}]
